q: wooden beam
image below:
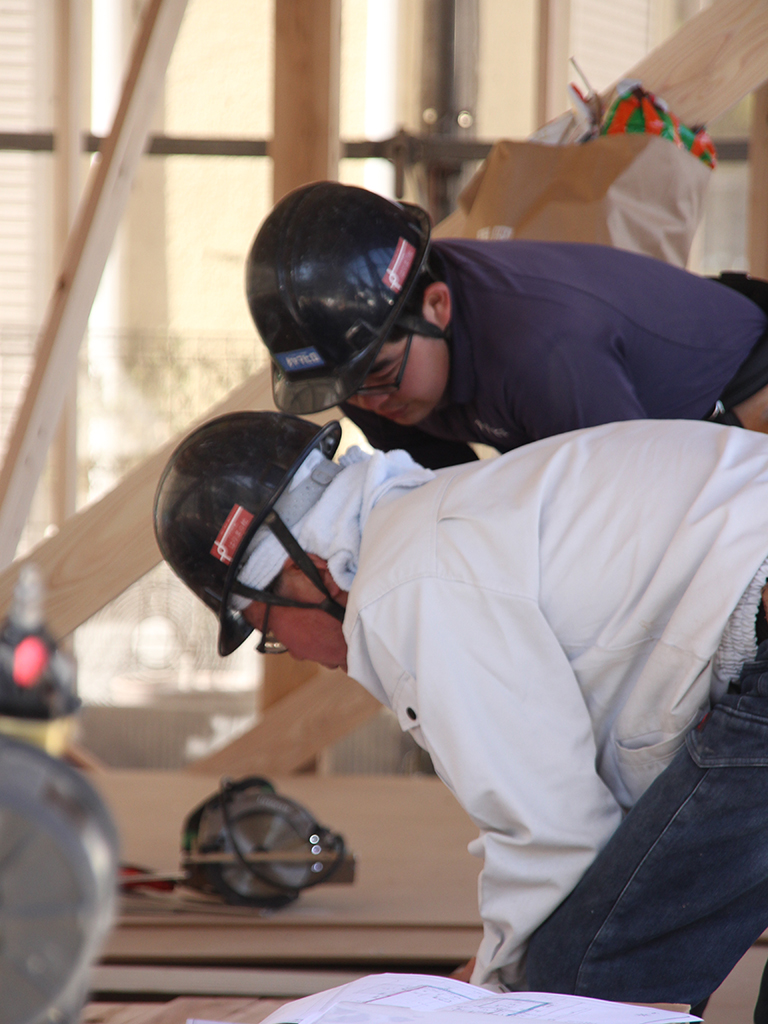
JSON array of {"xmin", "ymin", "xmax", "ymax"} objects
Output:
[
  {"xmin": 52, "ymin": 0, "xmax": 81, "ymax": 261},
  {"xmin": 535, "ymin": 0, "xmax": 571, "ymax": 129},
  {"xmin": 89, "ymin": 964, "xmax": 363, "ymax": 999},
  {"xmin": 260, "ymin": 657, "xmax": 324, "ymax": 772},
  {"xmin": 0, "ymin": 0, "xmax": 190, "ymax": 569},
  {"xmin": 185, "ymin": 667, "xmax": 381, "ymax": 776},
  {"xmin": 51, "ymin": 0, "xmax": 81, "ymax": 533},
  {"xmin": 84, "ymin": 993, "xmax": 290, "ymax": 1021},
  {"xmin": 0, "ymin": 371, "xmax": 343, "ymax": 643},
  {"xmin": 0, "ymin": 369, "xmax": 275, "ymax": 641},
  {"xmin": 262, "ymin": 655, "xmax": 319, "ymax": 712},
  {"xmin": 615, "ymin": 0, "xmax": 768, "ymax": 127},
  {"xmin": 272, "ymin": 0, "xmax": 341, "ymax": 201},
  {"xmin": 749, "ymin": 83, "xmax": 768, "ymax": 278},
  {"xmin": 440, "ymin": 0, "xmax": 768, "ymax": 240}
]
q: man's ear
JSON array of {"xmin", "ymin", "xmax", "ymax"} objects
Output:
[
  {"xmin": 283, "ymin": 555, "xmax": 348, "ymax": 605},
  {"xmin": 422, "ymin": 281, "xmax": 452, "ymax": 331}
]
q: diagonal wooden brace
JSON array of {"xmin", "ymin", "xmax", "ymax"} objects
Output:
[
  {"xmin": 185, "ymin": 667, "xmax": 381, "ymax": 777},
  {"xmin": 0, "ymin": 0, "xmax": 190, "ymax": 569}
]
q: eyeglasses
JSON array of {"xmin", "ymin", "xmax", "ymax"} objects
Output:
[
  {"xmin": 255, "ymin": 603, "xmax": 288, "ymax": 655},
  {"xmin": 356, "ymin": 333, "xmax": 413, "ymax": 396}
]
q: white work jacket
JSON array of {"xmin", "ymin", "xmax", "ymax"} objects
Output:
[{"xmin": 343, "ymin": 420, "xmax": 768, "ymax": 990}]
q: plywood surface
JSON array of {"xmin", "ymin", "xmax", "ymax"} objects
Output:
[
  {"xmin": 81, "ymin": 997, "xmax": 288, "ymax": 1024},
  {"xmin": 93, "ymin": 771, "xmax": 483, "ymax": 965}
]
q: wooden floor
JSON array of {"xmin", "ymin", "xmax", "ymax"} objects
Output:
[
  {"xmin": 81, "ymin": 998, "xmax": 289, "ymax": 1024},
  {"xmin": 81, "ymin": 769, "xmax": 768, "ymax": 1023},
  {"xmin": 699, "ymin": 943, "xmax": 768, "ymax": 1023}
]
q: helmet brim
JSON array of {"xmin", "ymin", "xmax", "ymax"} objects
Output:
[{"xmin": 270, "ymin": 334, "xmax": 384, "ymax": 415}]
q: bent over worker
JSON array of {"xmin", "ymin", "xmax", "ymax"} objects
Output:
[
  {"xmin": 245, "ymin": 181, "xmax": 768, "ymax": 468},
  {"xmin": 156, "ymin": 411, "xmax": 768, "ymax": 1015}
]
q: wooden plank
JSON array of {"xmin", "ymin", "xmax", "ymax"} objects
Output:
[
  {"xmin": 52, "ymin": 0, "xmax": 81, "ymax": 262},
  {"xmin": 272, "ymin": 0, "xmax": 341, "ymax": 201},
  {"xmin": 154, "ymin": 999, "xmax": 287, "ymax": 1024},
  {"xmin": 0, "ymin": 368, "xmax": 275, "ymax": 640},
  {"xmin": 65, "ymin": 741, "xmax": 108, "ymax": 773},
  {"xmin": 0, "ymin": 0, "xmax": 190, "ymax": 569},
  {"xmin": 186, "ymin": 668, "xmax": 381, "ymax": 776},
  {"xmin": 261, "ymin": 656, "xmax": 322, "ymax": 771},
  {"xmin": 81, "ymin": 998, "xmax": 287, "ymax": 1024},
  {"xmin": 89, "ymin": 965, "xmax": 362, "ymax": 998},
  {"xmin": 0, "ymin": 367, "xmax": 343, "ymax": 642},
  {"xmin": 614, "ymin": 0, "xmax": 768, "ymax": 126},
  {"xmin": 103, "ymin": 922, "xmax": 481, "ymax": 965},
  {"xmin": 439, "ymin": 0, "xmax": 768, "ymax": 241},
  {"xmin": 81, "ymin": 1005, "xmax": 165, "ymax": 1024},
  {"xmin": 52, "ymin": 0, "xmax": 80, "ymax": 594},
  {"xmin": 749, "ymin": 83, "xmax": 768, "ymax": 278},
  {"xmin": 262, "ymin": 655, "xmax": 318, "ymax": 711}
]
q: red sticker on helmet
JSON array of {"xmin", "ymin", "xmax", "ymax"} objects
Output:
[
  {"xmin": 382, "ymin": 237, "xmax": 416, "ymax": 293},
  {"xmin": 211, "ymin": 504, "xmax": 254, "ymax": 565}
]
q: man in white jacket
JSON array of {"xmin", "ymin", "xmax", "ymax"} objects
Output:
[{"xmin": 154, "ymin": 412, "xmax": 768, "ymax": 1014}]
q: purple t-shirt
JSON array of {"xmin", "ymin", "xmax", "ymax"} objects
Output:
[{"xmin": 343, "ymin": 240, "xmax": 768, "ymax": 464}]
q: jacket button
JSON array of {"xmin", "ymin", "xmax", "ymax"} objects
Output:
[{"xmin": 406, "ymin": 707, "xmax": 417, "ymax": 720}]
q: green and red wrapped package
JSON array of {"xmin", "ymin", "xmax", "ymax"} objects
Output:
[{"xmin": 600, "ymin": 82, "xmax": 716, "ymax": 169}]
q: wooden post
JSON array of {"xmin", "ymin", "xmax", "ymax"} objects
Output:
[
  {"xmin": 272, "ymin": 0, "xmax": 341, "ymax": 202},
  {"xmin": 749, "ymin": 83, "xmax": 768, "ymax": 279},
  {"xmin": 52, "ymin": 0, "xmax": 81, "ymax": 531},
  {"xmin": 267, "ymin": 0, "xmax": 342, "ymax": 716},
  {"xmin": 0, "ymin": 0, "xmax": 190, "ymax": 569},
  {"xmin": 536, "ymin": 0, "xmax": 571, "ymax": 129}
]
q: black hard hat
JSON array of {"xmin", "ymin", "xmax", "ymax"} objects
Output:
[
  {"xmin": 153, "ymin": 411, "xmax": 341, "ymax": 656},
  {"xmin": 246, "ymin": 181, "xmax": 432, "ymax": 414}
]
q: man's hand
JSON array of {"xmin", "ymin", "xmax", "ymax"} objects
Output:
[{"xmin": 449, "ymin": 957, "xmax": 476, "ymax": 983}]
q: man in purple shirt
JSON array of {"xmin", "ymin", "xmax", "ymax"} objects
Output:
[{"xmin": 246, "ymin": 182, "xmax": 768, "ymax": 469}]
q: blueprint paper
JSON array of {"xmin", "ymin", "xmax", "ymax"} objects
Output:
[{"xmin": 187, "ymin": 971, "xmax": 700, "ymax": 1024}]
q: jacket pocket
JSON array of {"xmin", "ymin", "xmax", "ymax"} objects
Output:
[{"xmin": 614, "ymin": 731, "xmax": 689, "ymax": 804}]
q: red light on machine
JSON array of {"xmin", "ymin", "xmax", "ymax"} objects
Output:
[{"xmin": 12, "ymin": 636, "xmax": 49, "ymax": 688}]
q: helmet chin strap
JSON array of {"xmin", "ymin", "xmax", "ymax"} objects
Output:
[
  {"xmin": 230, "ymin": 509, "xmax": 346, "ymax": 624},
  {"xmin": 394, "ymin": 313, "xmax": 445, "ymax": 339}
]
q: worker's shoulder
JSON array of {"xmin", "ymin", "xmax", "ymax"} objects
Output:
[
  {"xmin": 356, "ymin": 418, "xmax": 768, "ymax": 570},
  {"xmin": 432, "ymin": 237, "xmax": 671, "ymax": 277},
  {"xmin": 432, "ymin": 238, "xmax": 748, "ymax": 316},
  {"xmin": 354, "ymin": 456, "xmax": 538, "ymax": 589}
]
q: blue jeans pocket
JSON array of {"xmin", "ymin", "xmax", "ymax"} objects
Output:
[{"xmin": 688, "ymin": 692, "xmax": 768, "ymax": 767}]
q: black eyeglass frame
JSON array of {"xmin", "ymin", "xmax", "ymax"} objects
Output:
[
  {"xmin": 355, "ymin": 332, "xmax": 414, "ymax": 396},
  {"xmin": 254, "ymin": 601, "xmax": 288, "ymax": 654}
]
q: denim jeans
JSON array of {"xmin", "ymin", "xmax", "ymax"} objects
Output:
[{"xmin": 526, "ymin": 642, "xmax": 768, "ymax": 1011}]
